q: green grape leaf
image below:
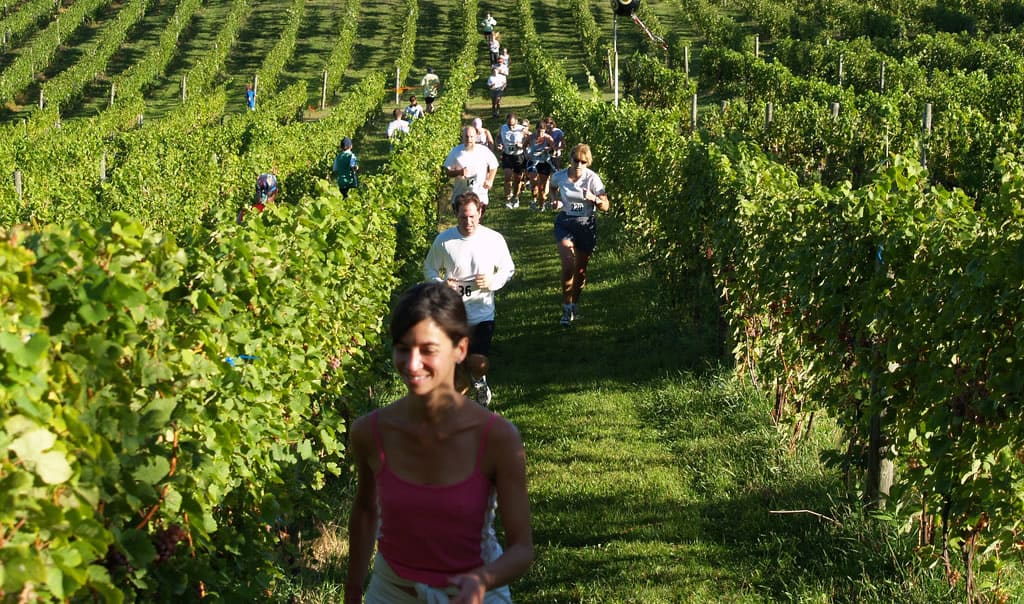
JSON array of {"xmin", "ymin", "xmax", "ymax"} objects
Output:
[
  {"xmin": 36, "ymin": 450, "xmax": 73, "ymax": 485},
  {"xmin": 131, "ymin": 456, "xmax": 170, "ymax": 485}
]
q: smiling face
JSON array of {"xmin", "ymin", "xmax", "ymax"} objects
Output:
[{"xmin": 393, "ymin": 319, "xmax": 467, "ymax": 397}]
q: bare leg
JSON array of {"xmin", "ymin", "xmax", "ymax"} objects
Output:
[
  {"xmin": 558, "ymin": 240, "xmax": 576, "ymax": 304},
  {"xmin": 468, "ymin": 353, "xmax": 489, "ymax": 381}
]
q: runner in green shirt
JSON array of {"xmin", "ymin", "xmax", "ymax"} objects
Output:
[{"xmin": 332, "ymin": 137, "xmax": 359, "ymax": 198}]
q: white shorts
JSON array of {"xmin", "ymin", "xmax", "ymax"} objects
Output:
[{"xmin": 365, "ymin": 553, "xmax": 514, "ymax": 604}]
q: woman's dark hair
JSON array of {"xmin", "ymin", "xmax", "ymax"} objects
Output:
[{"xmin": 390, "ymin": 282, "xmax": 471, "ymax": 345}]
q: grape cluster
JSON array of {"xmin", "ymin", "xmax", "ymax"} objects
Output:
[
  {"xmin": 102, "ymin": 544, "xmax": 132, "ymax": 574},
  {"xmin": 154, "ymin": 524, "xmax": 187, "ymax": 563}
]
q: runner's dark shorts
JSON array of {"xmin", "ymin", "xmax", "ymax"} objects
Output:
[
  {"xmin": 501, "ymin": 153, "xmax": 527, "ymax": 173},
  {"xmin": 554, "ymin": 212, "xmax": 598, "ymax": 254},
  {"xmin": 468, "ymin": 320, "xmax": 495, "ymax": 356}
]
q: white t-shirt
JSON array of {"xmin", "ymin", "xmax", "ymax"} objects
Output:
[
  {"xmin": 423, "ymin": 225, "xmax": 515, "ymax": 325},
  {"xmin": 442, "ymin": 144, "xmax": 499, "ymax": 205},
  {"xmin": 387, "ymin": 118, "xmax": 410, "ymax": 139},
  {"xmin": 487, "ymin": 73, "xmax": 507, "ymax": 91},
  {"xmin": 550, "ymin": 167, "xmax": 606, "ymax": 218},
  {"xmin": 499, "ymin": 124, "xmax": 525, "ymax": 155},
  {"xmin": 403, "ymin": 103, "xmax": 425, "ymax": 121},
  {"xmin": 492, "ymin": 62, "xmax": 509, "ymax": 76}
]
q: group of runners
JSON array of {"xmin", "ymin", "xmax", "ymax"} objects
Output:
[
  {"xmin": 235, "ymin": 14, "xmax": 609, "ymax": 603},
  {"xmin": 343, "ymin": 117, "xmax": 609, "ymax": 604}
]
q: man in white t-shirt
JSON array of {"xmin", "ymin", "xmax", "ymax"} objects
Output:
[
  {"xmin": 492, "ymin": 55, "xmax": 509, "ymax": 77},
  {"xmin": 497, "ymin": 112, "xmax": 527, "ymax": 207},
  {"xmin": 424, "ymin": 192, "xmax": 515, "ymax": 405},
  {"xmin": 442, "ymin": 125, "xmax": 499, "ymax": 211},
  {"xmin": 486, "ymin": 67, "xmax": 507, "ymax": 119},
  {"xmin": 386, "ymin": 108, "xmax": 410, "ymax": 142}
]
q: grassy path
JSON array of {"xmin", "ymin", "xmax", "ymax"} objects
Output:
[{"xmin": 480, "ymin": 201, "xmax": 766, "ymax": 602}]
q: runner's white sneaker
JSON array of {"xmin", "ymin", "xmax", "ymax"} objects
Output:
[
  {"xmin": 473, "ymin": 377, "xmax": 492, "ymax": 406},
  {"xmin": 505, "ymin": 198, "xmax": 516, "ymax": 209},
  {"xmin": 560, "ymin": 303, "xmax": 575, "ymax": 326}
]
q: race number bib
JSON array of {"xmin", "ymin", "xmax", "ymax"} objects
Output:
[
  {"xmin": 570, "ymin": 201, "xmax": 586, "ymax": 213},
  {"xmin": 457, "ymin": 279, "xmax": 474, "ymax": 298}
]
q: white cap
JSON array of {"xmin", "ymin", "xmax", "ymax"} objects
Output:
[{"xmin": 472, "ymin": 117, "xmax": 483, "ymax": 128}]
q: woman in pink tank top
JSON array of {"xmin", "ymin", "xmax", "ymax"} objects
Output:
[{"xmin": 345, "ymin": 282, "xmax": 533, "ymax": 603}]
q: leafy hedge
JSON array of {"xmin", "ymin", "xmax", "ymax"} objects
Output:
[
  {"xmin": 516, "ymin": 0, "xmax": 1024, "ymax": 596},
  {"xmin": 1, "ymin": 179, "xmax": 398, "ymax": 600}
]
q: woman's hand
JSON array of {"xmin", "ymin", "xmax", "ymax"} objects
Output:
[{"xmin": 448, "ymin": 573, "xmax": 487, "ymax": 604}]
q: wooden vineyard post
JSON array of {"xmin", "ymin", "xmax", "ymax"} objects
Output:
[
  {"xmin": 607, "ymin": 49, "xmax": 613, "ymax": 87},
  {"xmin": 754, "ymin": 34, "xmax": 760, "ymax": 58},
  {"xmin": 831, "ymin": 101, "xmax": 840, "ymax": 120},
  {"xmin": 866, "ymin": 248, "xmax": 893, "ymax": 510},
  {"xmin": 181, "ymin": 75, "xmax": 187, "ymax": 102},
  {"xmin": 879, "ymin": 62, "xmax": 886, "ymax": 93},
  {"xmin": 838, "ymin": 55, "xmax": 844, "ymax": 87},
  {"xmin": 109, "ymin": 82, "xmax": 116, "ymax": 107},
  {"xmin": 395, "ymin": 67, "xmax": 400, "ymax": 105},
  {"xmin": 253, "ymin": 73, "xmax": 258, "ymax": 104},
  {"xmin": 684, "ymin": 46, "xmax": 689, "ymax": 77},
  {"xmin": 99, "ymin": 152, "xmax": 106, "ymax": 182},
  {"xmin": 14, "ymin": 169, "xmax": 23, "ymax": 201},
  {"xmin": 720, "ymin": 100, "xmax": 728, "ymax": 113},
  {"xmin": 39, "ymin": 89, "xmax": 44, "ymax": 109},
  {"xmin": 765, "ymin": 102, "xmax": 773, "ymax": 129}
]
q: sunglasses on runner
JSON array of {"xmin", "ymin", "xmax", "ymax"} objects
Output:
[{"xmin": 571, "ymin": 157, "xmax": 588, "ymax": 164}]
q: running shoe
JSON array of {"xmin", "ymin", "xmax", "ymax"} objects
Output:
[
  {"xmin": 512, "ymin": 199, "xmax": 520, "ymax": 208},
  {"xmin": 472, "ymin": 377, "xmax": 492, "ymax": 406},
  {"xmin": 529, "ymin": 201, "xmax": 538, "ymax": 211},
  {"xmin": 505, "ymin": 198, "xmax": 516, "ymax": 209},
  {"xmin": 560, "ymin": 303, "xmax": 575, "ymax": 327}
]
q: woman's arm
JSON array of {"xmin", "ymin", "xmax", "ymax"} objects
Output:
[
  {"xmin": 344, "ymin": 417, "xmax": 379, "ymax": 604},
  {"xmin": 449, "ymin": 420, "xmax": 534, "ymax": 603}
]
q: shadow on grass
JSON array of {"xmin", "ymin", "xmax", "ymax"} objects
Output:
[{"xmin": 517, "ymin": 476, "xmax": 949, "ymax": 603}]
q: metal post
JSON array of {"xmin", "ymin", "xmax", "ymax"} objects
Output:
[
  {"xmin": 321, "ymin": 70, "xmax": 328, "ymax": 110},
  {"xmin": 109, "ymin": 82, "xmax": 115, "ymax": 107},
  {"xmin": 831, "ymin": 102, "xmax": 840, "ymax": 120},
  {"xmin": 395, "ymin": 68, "xmax": 400, "ymax": 105},
  {"xmin": 765, "ymin": 102, "xmax": 773, "ymax": 128},
  {"xmin": 838, "ymin": 55, "xmax": 844, "ymax": 86},
  {"xmin": 754, "ymin": 34, "xmax": 760, "ymax": 58},
  {"xmin": 880, "ymin": 62, "xmax": 886, "ymax": 93},
  {"xmin": 38, "ymin": 89, "xmax": 44, "ymax": 109},
  {"xmin": 684, "ymin": 46, "xmax": 689, "ymax": 77},
  {"xmin": 720, "ymin": 100, "xmax": 729, "ymax": 113},
  {"xmin": 921, "ymin": 103, "xmax": 932, "ymax": 166},
  {"xmin": 181, "ymin": 75, "xmax": 187, "ymax": 102},
  {"xmin": 691, "ymin": 94, "xmax": 698, "ymax": 131},
  {"xmin": 14, "ymin": 169, "xmax": 23, "ymax": 200},
  {"xmin": 100, "ymin": 152, "xmax": 106, "ymax": 182}
]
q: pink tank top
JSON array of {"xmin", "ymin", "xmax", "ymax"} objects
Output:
[{"xmin": 374, "ymin": 411, "xmax": 501, "ymax": 587}]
